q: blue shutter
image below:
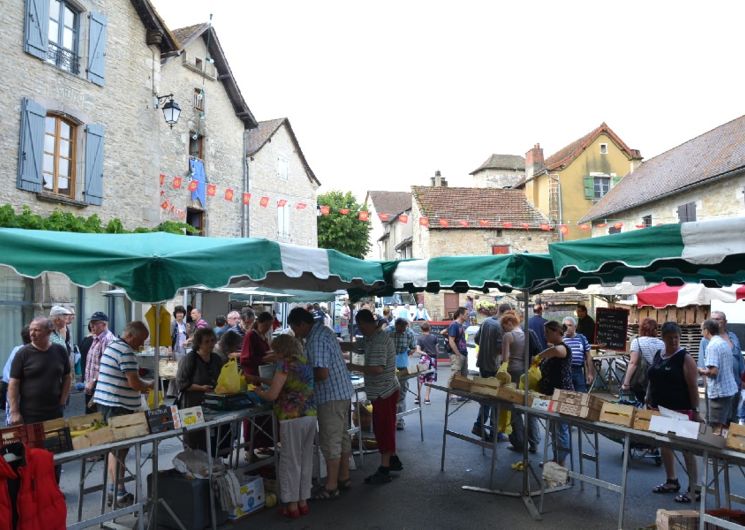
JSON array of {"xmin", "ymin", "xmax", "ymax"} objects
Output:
[
  {"xmin": 84, "ymin": 124, "xmax": 104, "ymax": 205},
  {"xmin": 17, "ymin": 98, "xmax": 46, "ymax": 193},
  {"xmin": 87, "ymin": 12, "xmax": 107, "ymax": 86},
  {"xmin": 24, "ymin": 0, "xmax": 49, "ymax": 60}
]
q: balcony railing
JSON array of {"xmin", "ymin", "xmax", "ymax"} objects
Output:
[{"xmin": 47, "ymin": 43, "xmax": 80, "ymax": 74}]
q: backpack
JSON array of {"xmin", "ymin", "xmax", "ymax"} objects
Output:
[{"xmin": 628, "ymin": 337, "xmax": 657, "ymax": 397}]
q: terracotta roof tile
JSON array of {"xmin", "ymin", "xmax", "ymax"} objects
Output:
[
  {"xmin": 581, "ymin": 114, "xmax": 745, "ymax": 222},
  {"xmin": 544, "ymin": 122, "xmax": 641, "ymax": 172},
  {"xmin": 412, "ymin": 186, "xmax": 549, "ymax": 228}
]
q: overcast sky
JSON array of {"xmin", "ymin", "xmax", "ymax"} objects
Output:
[{"xmin": 152, "ymin": 0, "xmax": 745, "ymax": 202}]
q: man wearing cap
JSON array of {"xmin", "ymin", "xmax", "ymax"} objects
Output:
[{"xmin": 83, "ymin": 312, "xmax": 116, "ymax": 411}]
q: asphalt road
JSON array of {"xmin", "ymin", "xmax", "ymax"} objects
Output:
[{"xmin": 59, "ymin": 370, "xmax": 745, "ymax": 529}]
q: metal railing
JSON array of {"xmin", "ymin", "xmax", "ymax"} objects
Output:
[{"xmin": 47, "ymin": 43, "xmax": 80, "ymax": 74}]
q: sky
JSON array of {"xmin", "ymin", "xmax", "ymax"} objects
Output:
[{"xmin": 152, "ymin": 0, "xmax": 745, "ymax": 202}]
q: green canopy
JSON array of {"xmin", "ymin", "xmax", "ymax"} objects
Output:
[
  {"xmin": 0, "ymin": 228, "xmax": 384, "ymax": 303},
  {"xmin": 549, "ymin": 217, "xmax": 745, "ymax": 287}
]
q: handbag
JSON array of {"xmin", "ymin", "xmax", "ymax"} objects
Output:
[{"xmin": 628, "ymin": 338, "xmax": 656, "ymax": 395}]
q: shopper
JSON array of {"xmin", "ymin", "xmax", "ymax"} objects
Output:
[
  {"xmin": 415, "ymin": 322, "xmax": 438, "ymax": 405},
  {"xmin": 241, "ymin": 312, "xmax": 274, "ymax": 458},
  {"xmin": 621, "ymin": 318, "xmax": 665, "ymax": 403},
  {"xmin": 351, "ymin": 309, "xmax": 401, "ymax": 484},
  {"xmin": 253, "ymin": 335, "xmax": 316, "ymax": 519},
  {"xmin": 83, "ymin": 312, "xmax": 116, "ymax": 412},
  {"xmin": 170, "ymin": 305, "xmax": 189, "ymax": 360},
  {"xmin": 698, "ymin": 319, "xmax": 738, "ymax": 434},
  {"xmin": 647, "ymin": 322, "xmax": 700, "ymax": 504},
  {"xmin": 447, "ymin": 307, "xmax": 469, "ymax": 386},
  {"xmin": 563, "ymin": 316, "xmax": 594, "ymax": 392},
  {"xmin": 575, "ymin": 304, "xmax": 596, "ymax": 343},
  {"xmin": 388, "ymin": 318, "xmax": 420, "ymax": 430}
]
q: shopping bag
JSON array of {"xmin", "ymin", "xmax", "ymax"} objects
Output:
[
  {"xmin": 147, "ymin": 389, "xmax": 164, "ymax": 409},
  {"xmin": 496, "ymin": 361, "xmax": 511, "ymax": 384},
  {"xmin": 497, "ymin": 408, "xmax": 512, "ymax": 435},
  {"xmin": 215, "ymin": 358, "xmax": 242, "ymax": 395},
  {"xmin": 519, "ymin": 364, "xmax": 542, "ymax": 392}
]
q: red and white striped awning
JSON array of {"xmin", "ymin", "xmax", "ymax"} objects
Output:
[{"xmin": 636, "ymin": 282, "xmax": 745, "ymax": 308}]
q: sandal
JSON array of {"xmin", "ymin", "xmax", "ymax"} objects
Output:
[
  {"xmin": 424, "ymin": 399, "xmax": 431, "ymax": 405},
  {"xmin": 653, "ymin": 478, "xmax": 681, "ymax": 493},
  {"xmin": 298, "ymin": 504, "xmax": 310, "ymax": 516},
  {"xmin": 674, "ymin": 489, "xmax": 701, "ymax": 503},
  {"xmin": 312, "ymin": 487, "xmax": 340, "ymax": 500},
  {"xmin": 279, "ymin": 507, "xmax": 300, "ymax": 519},
  {"xmin": 338, "ymin": 478, "xmax": 352, "ymax": 491}
]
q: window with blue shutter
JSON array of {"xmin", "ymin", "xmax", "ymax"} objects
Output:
[
  {"xmin": 84, "ymin": 124, "xmax": 104, "ymax": 205},
  {"xmin": 17, "ymin": 98, "xmax": 46, "ymax": 193},
  {"xmin": 87, "ymin": 12, "xmax": 107, "ymax": 86},
  {"xmin": 24, "ymin": 0, "xmax": 49, "ymax": 60},
  {"xmin": 583, "ymin": 176, "xmax": 594, "ymax": 199}
]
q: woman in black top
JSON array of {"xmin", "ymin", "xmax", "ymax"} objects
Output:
[{"xmin": 647, "ymin": 322, "xmax": 700, "ymax": 503}]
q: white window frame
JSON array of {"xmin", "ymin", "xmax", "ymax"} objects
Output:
[
  {"xmin": 600, "ymin": 143, "xmax": 608, "ymax": 155},
  {"xmin": 277, "ymin": 203, "xmax": 290, "ymax": 238},
  {"xmin": 593, "ymin": 176, "xmax": 611, "ymax": 199},
  {"xmin": 277, "ymin": 157, "xmax": 288, "ymax": 181}
]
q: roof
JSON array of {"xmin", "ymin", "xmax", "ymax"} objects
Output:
[
  {"xmin": 469, "ymin": 154, "xmax": 525, "ymax": 175},
  {"xmin": 366, "ymin": 191, "xmax": 412, "ymax": 218},
  {"xmin": 411, "ymin": 186, "xmax": 549, "ymax": 228},
  {"xmin": 581, "ymin": 114, "xmax": 745, "ymax": 223},
  {"xmin": 543, "ymin": 122, "xmax": 642, "ymax": 172},
  {"xmin": 247, "ymin": 118, "xmax": 320, "ymax": 186},
  {"xmin": 129, "ymin": 0, "xmax": 179, "ymax": 53},
  {"xmin": 166, "ymin": 24, "xmax": 257, "ymax": 129}
]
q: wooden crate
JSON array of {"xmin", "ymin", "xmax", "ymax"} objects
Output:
[
  {"xmin": 109, "ymin": 412, "xmax": 149, "ymax": 441},
  {"xmin": 496, "ymin": 384, "xmax": 526, "ymax": 405},
  {"xmin": 633, "ymin": 409, "xmax": 661, "ymax": 431},
  {"xmin": 656, "ymin": 509, "xmax": 698, "ymax": 530},
  {"xmin": 551, "ymin": 389, "xmax": 606, "ymax": 410},
  {"xmin": 72, "ymin": 426, "xmax": 114, "ymax": 450},
  {"xmin": 68, "ymin": 412, "xmax": 105, "ymax": 433},
  {"xmin": 726, "ymin": 423, "xmax": 745, "ymax": 452},
  {"xmin": 472, "ymin": 376, "xmax": 500, "ymax": 388},
  {"xmin": 471, "ymin": 384, "xmax": 500, "ymax": 398},
  {"xmin": 450, "ymin": 375, "xmax": 472, "ymax": 392},
  {"xmin": 554, "ymin": 400, "xmax": 603, "ymax": 422},
  {"xmin": 599, "ymin": 402, "xmax": 635, "ymax": 427}
]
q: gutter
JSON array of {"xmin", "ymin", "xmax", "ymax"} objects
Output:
[{"xmin": 242, "ymin": 130, "xmax": 250, "ymax": 237}]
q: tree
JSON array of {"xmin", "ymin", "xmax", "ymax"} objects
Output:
[{"xmin": 316, "ymin": 191, "xmax": 371, "ymax": 258}]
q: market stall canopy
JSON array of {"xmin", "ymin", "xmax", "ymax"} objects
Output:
[
  {"xmin": 0, "ymin": 228, "xmax": 385, "ymax": 303},
  {"xmin": 199, "ymin": 286, "xmax": 343, "ymax": 303},
  {"xmin": 370, "ymin": 253, "xmax": 562, "ymax": 295},
  {"xmin": 549, "ymin": 217, "xmax": 745, "ymax": 287},
  {"xmin": 636, "ymin": 281, "xmax": 745, "ymax": 308}
]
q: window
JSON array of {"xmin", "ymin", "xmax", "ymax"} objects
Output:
[
  {"xmin": 277, "ymin": 157, "xmax": 288, "ymax": 181},
  {"xmin": 593, "ymin": 176, "xmax": 610, "ymax": 199},
  {"xmin": 608, "ymin": 226, "xmax": 621, "ymax": 234},
  {"xmin": 0, "ymin": 269, "xmax": 35, "ymax": 372},
  {"xmin": 278, "ymin": 203, "xmax": 290, "ymax": 238},
  {"xmin": 186, "ymin": 208, "xmax": 205, "ymax": 236},
  {"xmin": 642, "ymin": 215, "xmax": 652, "ymax": 228},
  {"xmin": 195, "ymin": 57, "xmax": 203, "ymax": 71},
  {"xmin": 677, "ymin": 202, "xmax": 697, "ymax": 223},
  {"xmin": 47, "ymin": 0, "xmax": 79, "ymax": 73},
  {"xmin": 193, "ymin": 88, "xmax": 205, "ymax": 111},
  {"xmin": 491, "ymin": 245, "xmax": 510, "ymax": 255},
  {"xmin": 43, "ymin": 114, "xmax": 76, "ymax": 197},
  {"xmin": 189, "ymin": 133, "xmax": 204, "ymax": 160},
  {"xmin": 600, "ymin": 143, "xmax": 608, "ymax": 155}
]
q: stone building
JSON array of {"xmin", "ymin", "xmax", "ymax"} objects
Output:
[
  {"xmin": 470, "ymin": 154, "xmax": 525, "ymax": 188},
  {"xmin": 159, "ymin": 23, "xmax": 258, "ymax": 237},
  {"xmin": 580, "ymin": 114, "xmax": 745, "ymax": 235},
  {"xmin": 363, "ymin": 190, "xmax": 413, "ymax": 260},
  {"xmin": 246, "ymin": 118, "xmax": 321, "ymax": 247}
]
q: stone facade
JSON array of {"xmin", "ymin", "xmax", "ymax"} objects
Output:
[
  {"xmin": 247, "ymin": 122, "xmax": 319, "ymax": 246},
  {"xmin": 158, "ymin": 35, "xmax": 246, "ymax": 237}
]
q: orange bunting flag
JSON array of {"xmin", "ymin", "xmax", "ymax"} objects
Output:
[
  {"xmin": 635, "ymin": 223, "xmax": 645, "ymax": 229},
  {"xmin": 478, "ymin": 219, "xmax": 489, "ymax": 227},
  {"xmin": 320, "ymin": 205, "xmax": 330, "ymax": 215},
  {"xmin": 399, "ymin": 214, "xmax": 409, "ymax": 224},
  {"xmin": 438, "ymin": 219, "xmax": 449, "ymax": 227},
  {"xmin": 379, "ymin": 213, "xmax": 390, "ymax": 221},
  {"xmin": 160, "ymin": 200, "xmax": 169, "ymax": 209},
  {"xmin": 339, "ymin": 208, "xmax": 350, "ymax": 215},
  {"xmin": 224, "ymin": 188, "xmax": 234, "ymax": 201},
  {"xmin": 188, "ymin": 180, "xmax": 198, "ymax": 192},
  {"xmin": 159, "ymin": 173, "xmax": 166, "ymax": 186},
  {"xmin": 260, "ymin": 196, "xmax": 270, "ymax": 207},
  {"xmin": 614, "ymin": 222, "xmax": 623, "ymax": 229},
  {"xmin": 419, "ymin": 217, "xmax": 430, "ymax": 227},
  {"xmin": 242, "ymin": 192, "xmax": 251, "ymax": 205},
  {"xmin": 596, "ymin": 222, "xmax": 607, "ymax": 228},
  {"xmin": 296, "ymin": 202, "xmax": 307, "ymax": 210},
  {"xmin": 277, "ymin": 199, "xmax": 288, "ymax": 207},
  {"xmin": 358, "ymin": 211, "xmax": 369, "ymax": 221},
  {"xmin": 207, "ymin": 184, "xmax": 216, "ymax": 197},
  {"xmin": 540, "ymin": 223, "xmax": 550, "ymax": 231},
  {"xmin": 502, "ymin": 221, "xmax": 513, "ymax": 228},
  {"xmin": 521, "ymin": 223, "xmax": 530, "ymax": 230},
  {"xmin": 458, "ymin": 220, "xmax": 468, "ymax": 227},
  {"xmin": 559, "ymin": 224, "xmax": 569, "ymax": 235},
  {"xmin": 579, "ymin": 223, "xmax": 591, "ymax": 231},
  {"xmin": 171, "ymin": 176, "xmax": 182, "ymax": 189}
]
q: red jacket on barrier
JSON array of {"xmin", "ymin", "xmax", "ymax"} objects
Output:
[
  {"xmin": 16, "ymin": 447, "xmax": 66, "ymax": 530},
  {"xmin": 0, "ymin": 457, "xmax": 16, "ymax": 530}
]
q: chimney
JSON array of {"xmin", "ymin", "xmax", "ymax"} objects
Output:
[
  {"xmin": 525, "ymin": 144, "xmax": 544, "ymax": 180},
  {"xmin": 430, "ymin": 170, "xmax": 447, "ymax": 187}
]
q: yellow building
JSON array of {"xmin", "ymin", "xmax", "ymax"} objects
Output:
[{"xmin": 519, "ymin": 123, "xmax": 643, "ymax": 240}]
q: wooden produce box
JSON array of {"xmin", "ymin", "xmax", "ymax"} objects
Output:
[
  {"xmin": 633, "ymin": 409, "xmax": 661, "ymax": 431},
  {"xmin": 471, "ymin": 383, "xmax": 499, "ymax": 398},
  {"xmin": 552, "ymin": 389, "xmax": 606, "ymax": 410},
  {"xmin": 109, "ymin": 412, "xmax": 150, "ymax": 441},
  {"xmin": 450, "ymin": 375, "xmax": 473, "ymax": 392},
  {"xmin": 599, "ymin": 402, "xmax": 635, "ymax": 427},
  {"xmin": 472, "ymin": 376, "xmax": 500, "ymax": 388},
  {"xmin": 496, "ymin": 384, "xmax": 526, "ymax": 405},
  {"xmin": 549, "ymin": 400, "xmax": 603, "ymax": 422},
  {"xmin": 656, "ymin": 509, "xmax": 698, "ymax": 530},
  {"xmin": 726, "ymin": 423, "xmax": 745, "ymax": 452},
  {"xmin": 68, "ymin": 412, "xmax": 115, "ymax": 450}
]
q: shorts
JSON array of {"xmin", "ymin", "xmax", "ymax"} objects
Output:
[
  {"xmin": 317, "ymin": 399, "xmax": 352, "ymax": 460},
  {"xmin": 97, "ymin": 404, "xmax": 135, "ymax": 423},
  {"xmin": 709, "ymin": 395, "xmax": 734, "ymax": 425}
]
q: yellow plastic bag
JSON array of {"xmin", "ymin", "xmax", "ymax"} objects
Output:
[
  {"xmin": 215, "ymin": 358, "xmax": 242, "ymax": 395},
  {"xmin": 497, "ymin": 408, "xmax": 512, "ymax": 435},
  {"xmin": 147, "ymin": 390, "xmax": 164, "ymax": 409},
  {"xmin": 496, "ymin": 361, "xmax": 511, "ymax": 384},
  {"xmin": 519, "ymin": 364, "xmax": 542, "ymax": 392}
]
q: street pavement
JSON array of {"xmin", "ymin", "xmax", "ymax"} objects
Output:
[{"xmin": 59, "ymin": 370, "xmax": 744, "ymax": 529}]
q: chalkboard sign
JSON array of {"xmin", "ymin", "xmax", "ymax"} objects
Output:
[{"xmin": 595, "ymin": 307, "xmax": 629, "ymax": 351}]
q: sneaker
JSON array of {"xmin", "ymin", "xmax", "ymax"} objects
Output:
[
  {"xmin": 364, "ymin": 468, "xmax": 392, "ymax": 485},
  {"xmin": 424, "ymin": 399, "xmax": 431, "ymax": 405},
  {"xmin": 389, "ymin": 455, "xmax": 403, "ymax": 471},
  {"xmin": 396, "ymin": 421, "xmax": 405, "ymax": 431},
  {"xmin": 115, "ymin": 492, "xmax": 134, "ymax": 508},
  {"xmin": 471, "ymin": 425, "xmax": 484, "ymax": 437},
  {"xmin": 414, "ymin": 398, "xmax": 420, "ymax": 405},
  {"xmin": 497, "ymin": 433, "xmax": 509, "ymax": 443}
]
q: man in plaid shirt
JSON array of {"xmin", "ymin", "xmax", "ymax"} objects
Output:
[
  {"xmin": 84, "ymin": 312, "xmax": 115, "ymax": 411},
  {"xmin": 387, "ymin": 318, "xmax": 420, "ymax": 430}
]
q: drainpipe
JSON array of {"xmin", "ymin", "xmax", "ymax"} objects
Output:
[
  {"xmin": 242, "ymin": 130, "xmax": 250, "ymax": 237},
  {"xmin": 549, "ymin": 172, "xmax": 564, "ymax": 241}
]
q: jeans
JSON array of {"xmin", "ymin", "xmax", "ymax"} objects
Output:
[
  {"xmin": 507, "ymin": 368, "xmax": 541, "ymax": 450},
  {"xmin": 474, "ymin": 369, "xmax": 496, "ymax": 429},
  {"xmin": 571, "ymin": 365, "xmax": 587, "ymax": 392},
  {"xmin": 397, "ymin": 377, "xmax": 409, "ymax": 424},
  {"xmin": 550, "ymin": 419, "xmax": 570, "ymax": 465}
]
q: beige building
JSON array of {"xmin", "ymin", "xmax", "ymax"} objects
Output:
[
  {"xmin": 363, "ymin": 191, "xmax": 413, "ymax": 260},
  {"xmin": 246, "ymin": 118, "xmax": 321, "ymax": 246},
  {"xmin": 581, "ymin": 115, "xmax": 745, "ymax": 235},
  {"xmin": 470, "ymin": 154, "xmax": 525, "ymax": 188}
]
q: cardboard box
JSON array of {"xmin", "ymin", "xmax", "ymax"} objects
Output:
[
  {"xmin": 146, "ymin": 405, "xmax": 177, "ymax": 434},
  {"xmin": 656, "ymin": 509, "xmax": 698, "ymax": 530},
  {"xmin": 531, "ymin": 396, "xmax": 552, "ymax": 411},
  {"xmin": 633, "ymin": 409, "xmax": 661, "ymax": 431},
  {"xmin": 649, "ymin": 415, "xmax": 726, "ymax": 448},
  {"xmin": 109, "ymin": 412, "xmax": 150, "ymax": 441},
  {"xmin": 178, "ymin": 406, "xmax": 205, "ymax": 428},
  {"xmin": 599, "ymin": 402, "xmax": 635, "ymax": 427},
  {"xmin": 726, "ymin": 423, "xmax": 745, "ymax": 452},
  {"xmin": 228, "ymin": 474, "xmax": 265, "ymax": 520}
]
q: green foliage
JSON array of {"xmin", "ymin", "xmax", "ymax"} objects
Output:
[
  {"xmin": 316, "ymin": 191, "xmax": 371, "ymax": 258},
  {"xmin": 0, "ymin": 204, "xmax": 196, "ymax": 235}
]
